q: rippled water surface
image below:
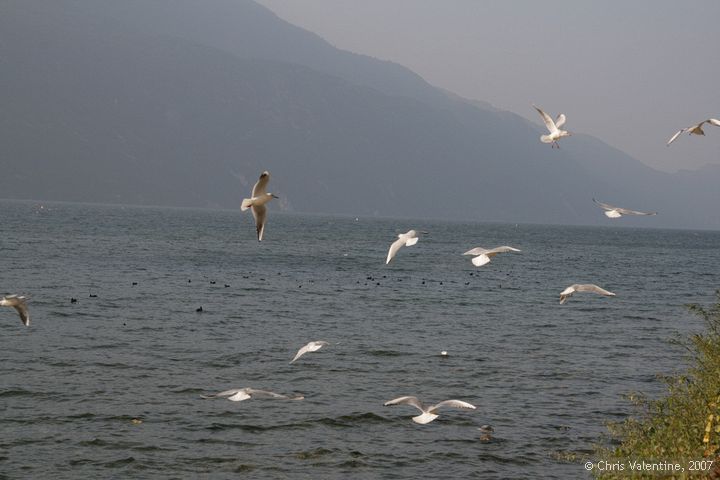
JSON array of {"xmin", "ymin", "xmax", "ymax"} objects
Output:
[{"xmin": 2, "ymin": 200, "xmax": 719, "ymax": 478}]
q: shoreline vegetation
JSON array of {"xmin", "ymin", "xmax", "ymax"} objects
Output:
[{"xmin": 594, "ymin": 292, "xmax": 720, "ymax": 479}]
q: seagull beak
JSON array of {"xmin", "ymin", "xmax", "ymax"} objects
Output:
[
  {"xmin": 420, "ymin": 231, "xmax": 429, "ymax": 234},
  {"xmin": 272, "ymin": 194, "xmax": 280, "ymax": 199}
]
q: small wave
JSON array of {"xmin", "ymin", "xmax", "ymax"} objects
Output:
[
  {"xmin": 294, "ymin": 447, "xmax": 337, "ymax": 460},
  {"xmin": 315, "ymin": 412, "xmax": 391, "ymax": 428},
  {"xmin": 0, "ymin": 388, "xmax": 36, "ymax": 398},
  {"xmin": 367, "ymin": 350, "xmax": 405, "ymax": 357}
]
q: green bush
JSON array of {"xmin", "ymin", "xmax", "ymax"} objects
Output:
[{"xmin": 595, "ymin": 292, "xmax": 720, "ymax": 479}]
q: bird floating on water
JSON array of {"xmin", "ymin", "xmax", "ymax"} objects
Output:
[
  {"xmin": 384, "ymin": 396, "xmax": 476, "ymax": 424},
  {"xmin": 463, "ymin": 246, "xmax": 521, "ymax": 267},
  {"xmin": 667, "ymin": 118, "xmax": 720, "ymax": 146},
  {"xmin": 290, "ymin": 340, "xmax": 329, "ymax": 363},
  {"xmin": 241, "ymin": 171, "xmax": 279, "ymax": 241},
  {"xmin": 1, "ymin": 295, "xmax": 30, "ymax": 326},
  {"xmin": 201, "ymin": 388, "xmax": 304, "ymax": 402},
  {"xmin": 386, "ymin": 230, "xmax": 425, "ymax": 264},
  {"xmin": 559, "ymin": 284, "xmax": 615, "ymax": 304},
  {"xmin": 533, "ymin": 104, "xmax": 570, "ymax": 148},
  {"xmin": 593, "ymin": 198, "xmax": 657, "ymax": 218}
]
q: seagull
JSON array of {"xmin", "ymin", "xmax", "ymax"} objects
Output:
[
  {"xmin": 1, "ymin": 295, "xmax": 30, "ymax": 326},
  {"xmin": 533, "ymin": 104, "xmax": 570, "ymax": 148},
  {"xmin": 386, "ymin": 230, "xmax": 425, "ymax": 264},
  {"xmin": 463, "ymin": 246, "xmax": 521, "ymax": 267},
  {"xmin": 241, "ymin": 171, "xmax": 279, "ymax": 241},
  {"xmin": 290, "ymin": 340, "xmax": 329, "ymax": 363},
  {"xmin": 384, "ymin": 396, "xmax": 476, "ymax": 424},
  {"xmin": 593, "ymin": 198, "xmax": 657, "ymax": 218},
  {"xmin": 667, "ymin": 118, "xmax": 720, "ymax": 146},
  {"xmin": 201, "ymin": 387, "xmax": 304, "ymax": 402},
  {"xmin": 559, "ymin": 284, "xmax": 616, "ymax": 304}
]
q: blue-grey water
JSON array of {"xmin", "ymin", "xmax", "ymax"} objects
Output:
[{"xmin": 2, "ymin": 199, "xmax": 719, "ymax": 479}]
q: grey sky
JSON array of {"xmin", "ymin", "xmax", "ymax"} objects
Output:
[{"xmin": 256, "ymin": 0, "xmax": 720, "ymax": 173}]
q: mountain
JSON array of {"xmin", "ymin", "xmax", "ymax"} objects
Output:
[{"xmin": 0, "ymin": 0, "xmax": 717, "ymax": 229}]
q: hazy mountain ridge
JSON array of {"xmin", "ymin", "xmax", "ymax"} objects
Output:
[{"xmin": 0, "ymin": 0, "xmax": 718, "ymax": 229}]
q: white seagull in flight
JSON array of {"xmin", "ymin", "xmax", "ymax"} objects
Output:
[
  {"xmin": 1, "ymin": 295, "xmax": 30, "ymax": 326},
  {"xmin": 384, "ymin": 396, "xmax": 476, "ymax": 424},
  {"xmin": 241, "ymin": 171, "xmax": 279, "ymax": 241},
  {"xmin": 463, "ymin": 246, "xmax": 521, "ymax": 267},
  {"xmin": 667, "ymin": 118, "xmax": 720, "ymax": 146},
  {"xmin": 290, "ymin": 341, "xmax": 329, "ymax": 363},
  {"xmin": 533, "ymin": 104, "xmax": 570, "ymax": 148},
  {"xmin": 593, "ymin": 198, "xmax": 657, "ymax": 218},
  {"xmin": 559, "ymin": 284, "xmax": 615, "ymax": 304},
  {"xmin": 201, "ymin": 388, "xmax": 304, "ymax": 402},
  {"xmin": 386, "ymin": 230, "xmax": 424, "ymax": 264}
]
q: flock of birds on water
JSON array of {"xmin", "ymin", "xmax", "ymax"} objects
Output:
[{"xmin": 2, "ymin": 105, "xmax": 718, "ymax": 430}]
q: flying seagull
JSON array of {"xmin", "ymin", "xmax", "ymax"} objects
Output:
[
  {"xmin": 667, "ymin": 118, "xmax": 720, "ymax": 146},
  {"xmin": 533, "ymin": 104, "xmax": 570, "ymax": 148},
  {"xmin": 384, "ymin": 396, "xmax": 476, "ymax": 424},
  {"xmin": 290, "ymin": 340, "xmax": 329, "ymax": 363},
  {"xmin": 241, "ymin": 171, "xmax": 279, "ymax": 241},
  {"xmin": 463, "ymin": 246, "xmax": 521, "ymax": 267},
  {"xmin": 593, "ymin": 198, "xmax": 657, "ymax": 218},
  {"xmin": 1, "ymin": 295, "xmax": 30, "ymax": 326},
  {"xmin": 386, "ymin": 230, "xmax": 424, "ymax": 264},
  {"xmin": 559, "ymin": 284, "xmax": 615, "ymax": 304},
  {"xmin": 201, "ymin": 388, "xmax": 304, "ymax": 402}
]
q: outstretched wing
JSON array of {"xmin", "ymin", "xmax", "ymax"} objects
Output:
[
  {"xmin": 708, "ymin": 118, "xmax": 720, "ymax": 127},
  {"xmin": 252, "ymin": 171, "xmax": 270, "ymax": 197},
  {"xmin": 576, "ymin": 284, "xmax": 615, "ymax": 296},
  {"xmin": 252, "ymin": 204, "xmax": 267, "ymax": 241},
  {"xmin": 533, "ymin": 105, "xmax": 558, "ymax": 134},
  {"xmin": 486, "ymin": 246, "xmax": 521, "ymax": 254},
  {"xmin": 429, "ymin": 399, "xmax": 476, "ymax": 413},
  {"xmin": 463, "ymin": 247, "xmax": 489, "ymax": 256},
  {"xmin": 555, "ymin": 113, "xmax": 567, "ymax": 129},
  {"xmin": 200, "ymin": 388, "xmax": 245, "ymax": 399},
  {"xmin": 666, "ymin": 127, "xmax": 688, "ymax": 146},
  {"xmin": 384, "ymin": 396, "xmax": 425, "ymax": 413},
  {"xmin": 246, "ymin": 389, "xmax": 304, "ymax": 400},
  {"xmin": 592, "ymin": 198, "xmax": 616, "ymax": 211},
  {"xmin": 386, "ymin": 237, "xmax": 405, "ymax": 264},
  {"xmin": 615, "ymin": 207, "xmax": 656, "ymax": 216}
]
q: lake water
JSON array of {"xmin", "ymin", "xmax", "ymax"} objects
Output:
[{"xmin": 1, "ymin": 199, "xmax": 719, "ymax": 479}]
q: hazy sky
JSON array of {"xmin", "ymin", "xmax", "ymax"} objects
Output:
[{"xmin": 256, "ymin": 0, "xmax": 720, "ymax": 172}]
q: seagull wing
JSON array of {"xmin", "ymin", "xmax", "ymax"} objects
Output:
[
  {"xmin": 576, "ymin": 284, "xmax": 616, "ymax": 296},
  {"xmin": 384, "ymin": 396, "xmax": 426, "ymax": 413},
  {"xmin": 3, "ymin": 296, "xmax": 29, "ymax": 326},
  {"xmin": 463, "ymin": 247, "xmax": 489, "ymax": 256},
  {"xmin": 533, "ymin": 105, "xmax": 558, "ymax": 134},
  {"xmin": 252, "ymin": 204, "xmax": 267, "ymax": 241},
  {"xmin": 290, "ymin": 343, "xmax": 313, "ymax": 363},
  {"xmin": 386, "ymin": 237, "xmax": 406, "ymax": 264},
  {"xmin": 252, "ymin": 172, "xmax": 270, "ymax": 197},
  {"xmin": 708, "ymin": 118, "xmax": 720, "ymax": 127},
  {"xmin": 615, "ymin": 207, "xmax": 657, "ymax": 216},
  {"xmin": 592, "ymin": 198, "xmax": 616, "ymax": 211},
  {"xmin": 667, "ymin": 128, "xmax": 688, "ymax": 146},
  {"xmin": 555, "ymin": 113, "xmax": 567, "ymax": 129},
  {"xmin": 14, "ymin": 303, "xmax": 30, "ymax": 326},
  {"xmin": 486, "ymin": 246, "xmax": 521, "ymax": 254},
  {"xmin": 246, "ymin": 389, "xmax": 304, "ymax": 400},
  {"xmin": 428, "ymin": 399, "xmax": 476, "ymax": 414},
  {"xmin": 200, "ymin": 388, "xmax": 246, "ymax": 399}
]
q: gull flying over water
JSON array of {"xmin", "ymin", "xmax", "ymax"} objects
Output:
[
  {"xmin": 593, "ymin": 198, "xmax": 657, "ymax": 218},
  {"xmin": 241, "ymin": 171, "xmax": 279, "ymax": 241},
  {"xmin": 1, "ymin": 295, "xmax": 30, "ymax": 326},
  {"xmin": 667, "ymin": 118, "xmax": 720, "ymax": 146},
  {"xmin": 463, "ymin": 246, "xmax": 521, "ymax": 267},
  {"xmin": 559, "ymin": 284, "xmax": 615, "ymax": 304},
  {"xmin": 384, "ymin": 396, "xmax": 476, "ymax": 424},
  {"xmin": 533, "ymin": 104, "xmax": 570, "ymax": 148},
  {"xmin": 290, "ymin": 340, "xmax": 329, "ymax": 363},
  {"xmin": 386, "ymin": 230, "xmax": 424, "ymax": 264},
  {"xmin": 201, "ymin": 388, "xmax": 304, "ymax": 402}
]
